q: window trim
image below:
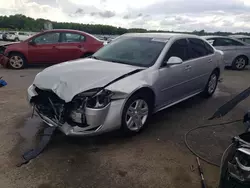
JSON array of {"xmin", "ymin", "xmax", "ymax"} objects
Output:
[
  {"xmin": 59, "ymin": 32, "xmax": 86, "ymax": 43},
  {"xmin": 187, "ymin": 38, "xmax": 215, "ymax": 60}
]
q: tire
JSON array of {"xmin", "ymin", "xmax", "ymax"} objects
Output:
[
  {"xmin": 232, "ymin": 56, "xmax": 248, "ymax": 70},
  {"xmin": 121, "ymin": 93, "xmax": 153, "ymax": 135},
  {"xmin": 14, "ymin": 38, "xmax": 19, "ymax": 42},
  {"xmin": 201, "ymin": 70, "xmax": 219, "ymax": 98},
  {"xmin": 8, "ymin": 53, "xmax": 26, "ymax": 69}
]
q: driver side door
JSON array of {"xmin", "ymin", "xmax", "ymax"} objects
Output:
[
  {"xmin": 28, "ymin": 32, "xmax": 61, "ymax": 63},
  {"xmin": 155, "ymin": 39, "xmax": 194, "ymax": 109}
]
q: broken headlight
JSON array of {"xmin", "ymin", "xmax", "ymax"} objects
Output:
[
  {"xmin": 75, "ymin": 88, "xmax": 113, "ymax": 109},
  {"xmin": 86, "ymin": 89, "xmax": 113, "ymax": 109}
]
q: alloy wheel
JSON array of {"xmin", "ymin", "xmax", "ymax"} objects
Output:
[
  {"xmin": 235, "ymin": 57, "xmax": 246, "ymax": 70},
  {"xmin": 125, "ymin": 99, "xmax": 149, "ymax": 131},
  {"xmin": 9, "ymin": 56, "xmax": 24, "ymax": 69},
  {"xmin": 208, "ymin": 74, "xmax": 217, "ymax": 94}
]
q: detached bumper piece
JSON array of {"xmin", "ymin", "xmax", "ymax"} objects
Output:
[{"xmin": 17, "ymin": 126, "xmax": 56, "ymax": 167}]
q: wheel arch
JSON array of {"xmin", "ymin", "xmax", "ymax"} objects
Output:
[
  {"xmin": 121, "ymin": 86, "xmax": 156, "ymax": 115},
  {"xmin": 8, "ymin": 51, "xmax": 27, "ymax": 61}
]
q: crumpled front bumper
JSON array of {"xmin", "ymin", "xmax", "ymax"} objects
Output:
[
  {"xmin": 27, "ymin": 85, "xmax": 125, "ymax": 136},
  {"xmin": 0, "ymin": 54, "xmax": 9, "ymax": 67}
]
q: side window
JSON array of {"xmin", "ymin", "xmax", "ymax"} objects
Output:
[
  {"xmin": 204, "ymin": 41, "xmax": 214, "ymax": 54},
  {"xmin": 164, "ymin": 39, "xmax": 189, "ymax": 62},
  {"xmin": 214, "ymin": 38, "xmax": 244, "ymax": 46},
  {"xmin": 188, "ymin": 38, "xmax": 209, "ymax": 58},
  {"xmin": 33, "ymin": 32, "xmax": 60, "ymax": 44},
  {"xmin": 61, "ymin": 32, "xmax": 85, "ymax": 43}
]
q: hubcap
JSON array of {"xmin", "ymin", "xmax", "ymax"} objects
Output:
[
  {"xmin": 208, "ymin": 74, "xmax": 217, "ymax": 94},
  {"xmin": 235, "ymin": 58, "xmax": 246, "ymax": 69},
  {"xmin": 9, "ymin": 56, "xmax": 23, "ymax": 69},
  {"xmin": 125, "ymin": 99, "xmax": 149, "ymax": 131}
]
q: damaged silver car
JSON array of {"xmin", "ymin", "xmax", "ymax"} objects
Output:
[{"xmin": 27, "ymin": 33, "xmax": 224, "ymax": 136}]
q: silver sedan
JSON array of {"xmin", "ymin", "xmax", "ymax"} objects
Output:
[
  {"xmin": 27, "ymin": 33, "xmax": 224, "ymax": 136},
  {"xmin": 202, "ymin": 36, "xmax": 250, "ymax": 70},
  {"xmin": 229, "ymin": 35, "xmax": 250, "ymax": 44}
]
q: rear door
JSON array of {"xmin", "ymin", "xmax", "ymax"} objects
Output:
[
  {"xmin": 28, "ymin": 32, "xmax": 61, "ymax": 63},
  {"xmin": 57, "ymin": 32, "xmax": 86, "ymax": 62},
  {"xmin": 187, "ymin": 38, "xmax": 216, "ymax": 92}
]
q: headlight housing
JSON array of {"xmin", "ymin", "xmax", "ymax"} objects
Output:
[{"xmin": 75, "ymin": 88, "xmax": 113, "ymax": 109}]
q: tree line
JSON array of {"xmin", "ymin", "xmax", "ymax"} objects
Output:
[{"xmin": 0, "ymin": 14, "xmax": 249, "ymax": 36}]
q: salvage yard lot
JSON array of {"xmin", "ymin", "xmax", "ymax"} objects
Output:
[{"xmin": 1, "ymin": 66, "xmax": 250, "ymax": 188}]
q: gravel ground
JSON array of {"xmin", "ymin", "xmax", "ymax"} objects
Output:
[{"xmin": 0, "ymin": 65, "xmax": 250, "ymax": 188}]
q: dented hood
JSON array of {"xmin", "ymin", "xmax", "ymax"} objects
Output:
[{"xmin": 33, "ymin": 58, "xmax": 140, "ymax": 102}]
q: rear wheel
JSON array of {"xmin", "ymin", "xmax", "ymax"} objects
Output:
[
  {"xmin": 232, "ymin": 56, "xmax": 247, "ymax": 70},
  {"xmin": 14, "ymin": 38, "xmax": 19, "ymax": 42},
  {"xmin": 121, "ymin": 94, "xmax": 152, "ymax": 135},
  {"xmin": 8, "ymin": 53, "xmax": 26, "ymax": 69},
  {"xmin": 201, "ymin": 71, "xmax": 218, "ymax": 98}
]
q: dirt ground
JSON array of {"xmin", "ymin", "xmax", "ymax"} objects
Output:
[{"xmin": 1, "ymin": 66, "xmax": 250, "ymax": 188}]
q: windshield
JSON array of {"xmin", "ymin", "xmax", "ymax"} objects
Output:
[{"xmin": 92, "ymin": 37, "xmax": 167, "ymax": 67}]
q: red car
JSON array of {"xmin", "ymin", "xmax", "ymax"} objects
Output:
[{"xmin": 0, "ymin": 29, "xmax": 104, "ymax": 69}]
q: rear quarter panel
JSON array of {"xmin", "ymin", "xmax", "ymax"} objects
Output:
[{"xmin": 85, "ymin": 36, "xmax": 103, "ymax": 53}]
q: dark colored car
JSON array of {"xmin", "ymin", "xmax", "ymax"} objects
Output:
[{"xmin": 0, "ymin": 29, "xmax": 104, "ymax": 69}]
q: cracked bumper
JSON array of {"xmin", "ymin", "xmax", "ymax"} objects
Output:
[{"xmin": 27, "ymin": 85, "xmax": 125, "ymax": 136}]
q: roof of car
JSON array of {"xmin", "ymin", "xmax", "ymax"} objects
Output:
[
  {"xmin": 121, "ymin": 32, "xmax": 200, "ymax": 39},
  {"xmin": 201, "ymin": 35, "xmax": 228, "ymax": 39},
  {"xmin": 229, "ymin": 35, "xmax": 250, "ymax": 38},
  {"xmin": 38, "ymin": 29, "xmax": 102, "ymax": 41}
]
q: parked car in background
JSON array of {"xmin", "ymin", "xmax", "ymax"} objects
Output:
[
  {"xmin": 4, "ymin": 31, "xmax": 32, "ymax": 41},
  {"xmin": 229, "ymin": 35, "xmax": 250, "ymax": 44},
  {"xmin": 0, "ymin": 32, "xmax": 3, "ymax": 40},
  {"xmin": 0, "ymin": 29, "xmax": 104, "ymax": 69},
  {"xmin": 202, "ymin": 36, "xmax": 250, "ymax": 70},
  {"xmin": 27, "ymin": 33, "xmax": 224, "ymax": 136},
  {"xmin": 5, "ymin": 31, "xmax": 19, "ymax": 41}
]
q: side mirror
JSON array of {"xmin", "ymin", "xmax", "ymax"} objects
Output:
[
  {"xmin": 28, "ymin": 40, "xmax": 36, "ymax": 45},
  {"xmin": 165, "ymin": 56, "xmax": 183, "ymax": 66}
]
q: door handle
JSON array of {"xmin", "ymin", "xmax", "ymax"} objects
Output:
[
  {"xmin": 184, "ymin": 65, "xmax": 191, "ymax": 70},
  {"xmin": 208, "ymin": 59, "xmax": 212, "ymax": 63},
  {"xmin": 78, "ymin": 45, "xmax": 82, "ymax": 48}
]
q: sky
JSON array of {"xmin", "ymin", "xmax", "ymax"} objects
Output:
[{"xmin": 0, "ymin": 0, "xmax": 250, "ymax": 32}]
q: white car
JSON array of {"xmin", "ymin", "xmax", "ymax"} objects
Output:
[
  {"xmin": 6, "ymin": 31, "xmax": 31, "ymax": 41},
  {"xmin": 27, "ymin": 33, "xmax": 224, "ymax": 136}
]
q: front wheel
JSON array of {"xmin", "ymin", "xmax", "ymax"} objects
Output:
[
  {"xmin": 201, "ymin": 71, "xmax": 218, "ymax": 98},
  {"xmin": 8, "ymin": 53, "xmax": 26, "ymax": 69},
  {"xmin": 121, "ymin": 94, "xmax": 152, "ymax": 135}
]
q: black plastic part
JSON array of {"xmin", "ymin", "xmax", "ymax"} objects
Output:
[
  {"xmin": 209, "ymin": 86, "xmax": 250, "ymax": 120},
  {"xmin": 17, "ymin": 126, "xmax": 56, "ymax": 167}
]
